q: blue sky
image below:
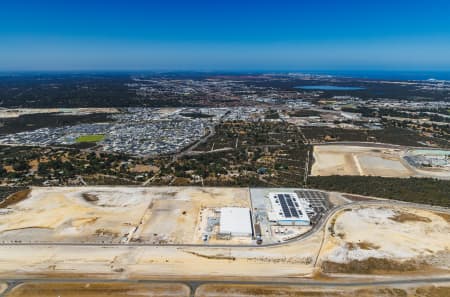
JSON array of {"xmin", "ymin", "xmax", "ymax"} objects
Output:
[{"xmin": 1, "ymin": 0, "xmax": 450, "ymax": 71}]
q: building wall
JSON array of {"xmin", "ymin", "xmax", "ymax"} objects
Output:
[{"xmin": 277, "ymin": 219, "xmax": 310, "ymax": 226}]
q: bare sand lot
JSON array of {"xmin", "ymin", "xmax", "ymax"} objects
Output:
[
  {"xmin": 312, "ymin": 145, "xmax": 421, "ymax": 177},
  {"xmin": 0, "ymin": 108, "xmax": 119, "ymax": 118},
  {"xmin": 0, "ymin": 188, "xmax": 450, "ymax": 280},
  {"xmin": 195, "ymin": 283, "xmax": 450, "ymax": 297},
  {"xmin": 0, "ymin": 239, "xmax": 321, "ymax": 280},
  {"xmin": 5, "ymin": 282, "xmax": 190, "ymax": 297},
  {"xmin": 319, "ymin": 205, "xmax": 450, "ymax": 274},
  {"xmin": 0, "ymin": 187, "xmax": 250, "ymax": 244},
  {"xmin": 0, "ymin": 282, "xmax": 6, "ymax": 294}
]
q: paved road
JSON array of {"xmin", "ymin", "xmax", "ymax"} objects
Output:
[{"xmin": 1, "ymin": 277, "xmax": 449, "ymax": 297}]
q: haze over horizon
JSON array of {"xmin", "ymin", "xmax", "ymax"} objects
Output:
[{"xmin": 1, "ymin": 0, "xmax": 450, "ymax": 71}]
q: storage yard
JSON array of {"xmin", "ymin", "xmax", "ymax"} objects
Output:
[
  {"xmin": 404, "ymin": 149, "xmax": 450, "ymax": 178},
  {"xmin": 311, "ymin": 144, "xmax": 450, "ymax": 179}
]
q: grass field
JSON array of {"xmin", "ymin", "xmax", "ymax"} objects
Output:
[{"xmin": 75, "ymin": 134, "xmax": 105, "ymax": 143}]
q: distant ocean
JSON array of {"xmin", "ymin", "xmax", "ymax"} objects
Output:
[
  {"xmin": 1, "ymin": 70, "xmax": 449, "ymax": 81},
  {"xmin": 302, "ymin": 70, "xmax": 450, "ymax": 81},
  {"xmin": 295, "ymin": 85, "xmax": 365, "ymax": 91}
]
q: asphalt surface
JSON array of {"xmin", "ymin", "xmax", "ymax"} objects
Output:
[{"xmin": 1, "ymin": 277, "xmax": 450, "ymax": 297}]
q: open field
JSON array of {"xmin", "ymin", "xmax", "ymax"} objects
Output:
[
  {"xmin": 0, "ymin": 112, "xmax": 115, "ymax": 136},
  {"xmin": 0, "ymin": 108, "xmax": 119, "ymax": 119},
  {"xmin": 0, "ymin": 187, "xmax": 448, "ymax": 281},
  {"xmin": 311, "ymin": 144, "xmax": 449, "ymax": 179},
  {"xmin": 196, "ymin": 283, "xmax": 450, "ymax": 297},
  {"xmin": 5, "ymin": 282, "xmax": 190, "ymax": 297},
  {"xmin": 0, "ymin": 239, "xmax": 321, "ymax": 280},
  {"xmin": 75, "ymin": 134, "xmax": 105, "ymax": 143},
  {"xmin": 0, "ymin": 187, "xmax": 250, "ymax": 244},
  {"xmin": 319, "ymin": 205, "xmax": 450, "ymax": 274},
  {"xmin": 311, "ymin": 145, "xmax": 412, "ymax": 177}
]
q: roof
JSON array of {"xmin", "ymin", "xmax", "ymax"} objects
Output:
[
  {"xmin": 219, "ymin": 207, "xmax": 252, "ymax": 235},
  {"xmin": 268, "ymin": 192, "xmax": 310, "ymax": 222}
]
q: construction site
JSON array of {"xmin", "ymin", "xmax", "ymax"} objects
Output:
[
  {"xmin": 0, "ymin": 187, "xmax": 341, "ymax": 246},
  {"xmin": 311, "ymin": 144, "xmax": 450, "ymax": 179},
  {"xmin": 0, "ymin": 187, "xmax": 254, "ymax": 245},
  {"xmin": 0, "ymin": 186, "xmax": 448, "ymax": 296}
]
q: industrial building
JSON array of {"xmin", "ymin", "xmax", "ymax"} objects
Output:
[
  {"xmin": 268, "ymin": 192, "xmax": 311, "ymax": 226},
  {"xmin": 219, "ymin": 207, "xmax": 253, "ymax": 237}
]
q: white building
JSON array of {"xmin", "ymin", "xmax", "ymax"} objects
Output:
[
  {"xmin": 268, "ymin": 192, "xmax": 311, "ymax": 226},
  {"xmin": 219, "ymin": 207, "xmax": 253, "ymax": 237}
]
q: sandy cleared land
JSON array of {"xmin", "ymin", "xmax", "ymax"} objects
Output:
[
  {"xmin": 0, "ymin": 234, "xmax": 321, "ymax": 280},
  {"xmin": 0, "ymin": 187, "xmax": 249, "ymax": 244},
  {"xmin": 5, "ymin": 282, "xmax": 190, "ymax": 297},
  {"xmin": 319, "ymin": 205, "xmax": 450, "ymax": 274},
  {"xmin": 312, "ymin": 145, "xmax": 415, "ymax": 177},
  {"xmin": 0, "ymin": 282, "xmax": 6, "ymax": 294},
  {"xmin": 196, "ymin": 283, "xmax": 450, "ymax": 297},
  {"xmin": 0, "ymin": 108, "xmax": 119, "ymax": 118},
  {"xmin": 0, "ymin": 188, "xmax": 450, "ymax": 280}
]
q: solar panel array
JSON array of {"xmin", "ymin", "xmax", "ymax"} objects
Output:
[{"xmin": 277, "ymin": 194, "xmax": 301, "ymax": 218}]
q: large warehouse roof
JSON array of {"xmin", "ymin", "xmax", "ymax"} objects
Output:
[
  {"xmin": 268, "ymin": 192, "xmax": 310, "ymax": 225},
  {"xmin": 219, "ymin": 207, "xmax": 252, "ymax": 237}
]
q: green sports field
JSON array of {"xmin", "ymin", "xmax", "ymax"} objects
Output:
[{"xmin": 75, "ymin": 134, "xmax": 105, "ymax": 143}]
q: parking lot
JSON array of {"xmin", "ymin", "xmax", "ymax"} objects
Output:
[{"xmin": 295, "ymin": 190, "xmax": 331, "ymax": 225}]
